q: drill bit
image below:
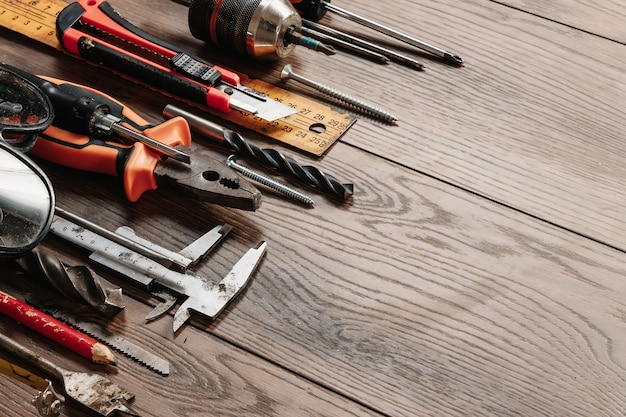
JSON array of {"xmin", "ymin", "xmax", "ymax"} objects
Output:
[
  {"xmin": 163, "ymin": 105, "xmax": 354, "ymax": 200},
  {"xmin": 302, "ymin": 19, "xmax": 425, "ymax": 70},
  {"xmin": 301, "ymin": 25, "xmax": 390, "ymax": 65},
  {"xmin": 285, "ymin": 27, "xmax": 335, "ymax": 55},
  {"xmin": 16, "ymin": 247, "xmax": 125, "ymax": 317}
]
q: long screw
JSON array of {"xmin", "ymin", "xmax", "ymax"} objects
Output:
[
  {"xmin": 226, "ymin": 155, "xmax": 315, "ymax": 206},
  {"xmin": 163, "ymin": 105, "xmax": 354, "ymax": 200},
  {"xmin": 280, "ymin": 64, "xmax": 398, "ymax": 124}
]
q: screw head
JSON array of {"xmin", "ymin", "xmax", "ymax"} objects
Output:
[
  {"xmin": 226, "ymin": 154, "xmax": 237, "ymax": 167},
  {"xmin": 280, "ymin": 64, "xmax": 294, "ymax": 80}
]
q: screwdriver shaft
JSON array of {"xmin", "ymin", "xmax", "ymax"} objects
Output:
[
  {"xmin": 163, "ymin": 105, "xmax": 354, "ymax": 200},
  {"xmin": 54, "ymin": 207, "xmax": 189, "ymax": 273},
  {"xmin": 301, "ymin": 26, "xmax": 390, "ymax": 65},
  {"xmin": 95, "ymin": 113, "xmax": 191, "ymax": 163},
  {"xmin": 302, "ymin": 19, "xmax": 423, "ymax": 70},
  {"xmin": 285, "ymin": 28, "xmax": 335, "ymax": 55},
  {"xmin": 321, "ymin": 1, "xmax": 463, "ymax": 65}
]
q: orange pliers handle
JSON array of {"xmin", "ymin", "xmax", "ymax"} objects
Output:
[{"xmin": 30, "ymin": 77, "xmax": 191, "ymax": 202}]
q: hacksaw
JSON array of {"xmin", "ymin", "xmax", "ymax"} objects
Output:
[{"xmin": 0, "ymin": 0, "xmax": 355, "ymax": 156}]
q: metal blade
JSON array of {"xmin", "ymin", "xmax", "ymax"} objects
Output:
[
  {"xmin": 29, "ymin": 297, "xmax": 170, "ymax": 376},
  {"xmin": 218, "ymin": 85, "xmax": 297, "ymax": 122}
]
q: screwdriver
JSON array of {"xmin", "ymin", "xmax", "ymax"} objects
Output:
[
  {"xmin": 176, "ymin": 0, "xmax": 335, "ymax": 59},
  {"xmin": 291, "ymin": 0, "xmax": 464, "ymax": 65},
  {"xmin": 6, "ymin": 68, "xmax": 191, "ymax": 163}
]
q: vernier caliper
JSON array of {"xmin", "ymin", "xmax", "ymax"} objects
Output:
[{"xmin": 51, "ymin": 208, "xmax": 266, "ymax": 332}]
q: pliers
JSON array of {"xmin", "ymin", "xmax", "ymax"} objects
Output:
[{"xmin": 17, "ymin": 70, "xmax": 262, "ymax": 211}]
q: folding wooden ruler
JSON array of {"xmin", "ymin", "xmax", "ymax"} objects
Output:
[{"xmin": 0, "ymin": 0, "xmax": 355, "ymax": 156}]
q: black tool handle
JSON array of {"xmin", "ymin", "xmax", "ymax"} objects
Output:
[{"xmin": 290, "ymin": 0, "xmax": 328, "ymax": 21}]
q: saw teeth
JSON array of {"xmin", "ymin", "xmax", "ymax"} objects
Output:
[
  {"xmin": 70, "ymin": 321, "xmax": 170, "ymax": 376},
  {"xmin": 26, "ymin": 297, "xmax": 171, "ymax": 377}
]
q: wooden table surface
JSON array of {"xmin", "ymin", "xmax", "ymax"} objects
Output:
[{"xmin": 1, "ymin": 0, "xmax": 625, "ymax": 416}]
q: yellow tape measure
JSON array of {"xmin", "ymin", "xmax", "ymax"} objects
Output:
[
  {"xmin": 0, "ymin": 0, "xmax": 354, "ymax": 156},
  {"xmin": 0, "ymin": 0, "xmax": 63, "ymax": 49}
]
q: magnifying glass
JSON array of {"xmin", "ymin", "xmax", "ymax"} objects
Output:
[{"xmin": 0, "ymin": 63, "xmax": 56, "ymax": 259}]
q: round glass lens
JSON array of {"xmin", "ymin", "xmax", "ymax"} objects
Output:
[{"xmin": 0, "ymin": 146, "xmax": 54, "ymax": 254}]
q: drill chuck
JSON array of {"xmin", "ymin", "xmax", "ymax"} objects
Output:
[{"xmin": 189, "ymin": 0, "xmax": 302, "ymax": 59}]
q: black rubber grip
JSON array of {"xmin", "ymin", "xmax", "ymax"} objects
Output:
[
  {"xmin": 76, "ymin": 37, "xmax": 208, "ymax": 105},
  {"xmin": 293, "ymin": 0, "xmax": 327, "ymax": 22}
]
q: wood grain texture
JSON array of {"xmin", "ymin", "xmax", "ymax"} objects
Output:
[
  {"xmin": 0, "ymin": 0, "xmax": 626, "ymax": 416},
  {"xmin": 298, "ymin": 0, "xmax": 626, "ymax": 251},
  {"xmin": 495, "ymin": 0, "xmax": 626, "ymax": 43}
]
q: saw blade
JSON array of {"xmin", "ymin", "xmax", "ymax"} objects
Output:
[{"xmin": 28, "ymin": 296, "xmax": 170, "ymax": 376}]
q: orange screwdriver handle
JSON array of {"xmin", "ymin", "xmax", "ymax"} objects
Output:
[
  {"xmin": 32, "ymin": 126, "xmax": 159, "ymax": 202},
  {"xmin": 26, "ymin": 75, "xmax": 192, "ymax": 202}
]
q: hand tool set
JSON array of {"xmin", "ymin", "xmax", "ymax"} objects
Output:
[
  {"xmin": 0, "ymin": 0, "xmax": 464, "ymax": 414},
  {"xmin": 163, "ymin": 104, "xmax": 354, "ymax": 200},
  {"xmin": 51, "ymin": 209, "xmax": 266, "ymax": 333}
]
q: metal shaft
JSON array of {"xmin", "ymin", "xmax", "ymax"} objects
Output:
[
  {"xmin": 280, "ymin": 64, "xmax": 398, "ymax": 123},
  {"xmin": 301, "ymin": 25, "xmax": 390, "ymax": 65},
  {"xmin": 302, "ymin": 19, "xmax": 424, "ymax": 70},
  {"xmin": 226, "ymin": 155, "xmax": 315, "ymax": 206},
  {"xmin": 163, "ymin": 105, "xmax": 354, "ymax": 200},
  {"xmin": 95, "ymin": 113, "xmax": 191, "ymax": 163},
  {"xmin": 54, "ymin": 207, "xmax": 189, "ymax": 273},
  {"xmin": 321, "ymin": 1, "xmax": 463, "ymax": 65},
  {"xmin": 285, "ymin": 28, "xmax": 335, "ymax": 55}
]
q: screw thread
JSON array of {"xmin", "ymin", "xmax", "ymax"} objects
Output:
[
  {"xmin": 281, "ymin": 64, "xmax": 397, "ymax": 123},
  {"xmin": 226, "ymin": 156, "xmax": 315, "ymax": 206},
  {"xmin": 312, "ymin": 83, "xmax": 397, "ymax": 123}
]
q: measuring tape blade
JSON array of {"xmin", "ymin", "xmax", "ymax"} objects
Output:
[{"xmin": 0, "ymin": 0, "xmax": 354, "ymax": 156}]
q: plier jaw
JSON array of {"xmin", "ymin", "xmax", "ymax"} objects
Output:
[{"xmin": 155, "ymin": 145, "xmax": 263, "ymax": 211}]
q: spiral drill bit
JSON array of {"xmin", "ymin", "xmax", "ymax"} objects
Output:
[
  {"xmin": 16, "ymin": 248, "xmax": 125, "ymax": 317},
  {"xmin": 163, "ymin": 105, "xmax": 354, "ymax": 200}
]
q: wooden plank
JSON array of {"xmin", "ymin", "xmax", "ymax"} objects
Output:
[
  {"xmin": 0, "ymin": 1, "xmax": 625, "ymax": 416},
  {"xmin": 290, "ymin": 0, "xmax": 626, "ymax": 250},
  {"xmin": 31, "ymin": 141, "xmax": 626, "ymax": 417},
  {"xmin": 494, "ymin": 0, "xmax": 626, "ymax": 43}
]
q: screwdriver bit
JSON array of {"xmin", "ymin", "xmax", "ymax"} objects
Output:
[{"xmin": 163, "ymin": 105, "xmax": 354, "ymax": 200}]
